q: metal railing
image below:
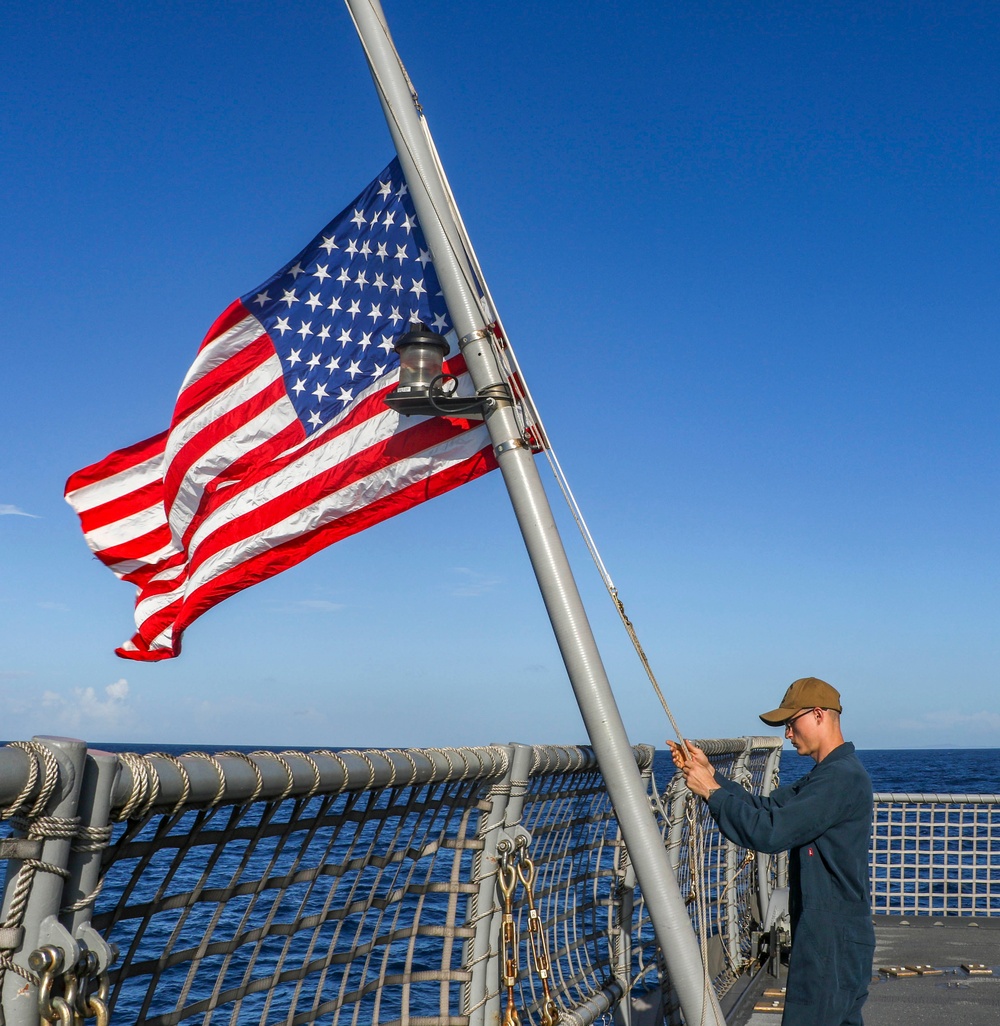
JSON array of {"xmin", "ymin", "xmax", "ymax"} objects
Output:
[
  {"xmin": 0, "ymin": 736, "xmax": 786, "ymax": 1026},
  {"xmin": 871, "ymin": 793, "xmax": 1000, "ymax": 917}
]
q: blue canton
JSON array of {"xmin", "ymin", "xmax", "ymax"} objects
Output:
[{"xmin": 242, "ymin": 158, "xmax": 450, "ymax": 435}]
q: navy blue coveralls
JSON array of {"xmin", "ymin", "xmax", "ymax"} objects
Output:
[{"xmin": 705, "ymin": 742, "xmax": 875, "ymax": 1026}]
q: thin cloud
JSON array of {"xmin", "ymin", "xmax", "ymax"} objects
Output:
[
  {"xmin": 895, "ymin": 709, "xmax": 1000, "ymax": 734},
  {"xmin": 286, "ymin": 599, "xmax": 346, "ymax": 613},
  {"xmin": 0, "ymin": 504, "xmax": 39, "ymax": 518},
  {"xmin": 449, "ymin": 567, "xmax": 501, "ymax": 598}
]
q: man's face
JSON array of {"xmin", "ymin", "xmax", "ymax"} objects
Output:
[{"xmin": 785, "ymin": 707, "xmax": 822, "ymax": 758}]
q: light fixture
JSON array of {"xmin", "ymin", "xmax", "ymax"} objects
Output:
[{"xmin": 384, "ymin": 322, "xmax": 488, "ymax": 418}]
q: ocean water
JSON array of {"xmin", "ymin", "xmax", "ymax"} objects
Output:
[
  {"xmin": 780, "ymin": 746, "xmax": 1000, "ymax": 793},
  {"xmin": 647, "ymin": 745, "xmax": 999, "ymax": 794}
]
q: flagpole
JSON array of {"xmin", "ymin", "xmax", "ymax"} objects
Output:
[{"xmin": 343, "ymin": 3, "xmax": 725, "ymax": 1024}]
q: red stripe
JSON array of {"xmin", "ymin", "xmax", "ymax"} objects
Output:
[
  {"xmin": 175, "ymin": 420, "xmax": 305, "ymax": 554},
  {"xmin": 174, "ymin": 446, "xmax": 495, "ymax": 638},
  {"xmin": 172, "ymin": 331, "xmax": 273, "ymax": 426},
  {"xmin": 163, "ymin": 376, "xmax": 290, "ymax": 509},
  {"xmin": 196, "ymin": 298, "xmax": 251, "ymax": 354},
  {"xmin": 77, "ymin": 478, "xmax": 165, "ymax": 534},
  {"xmin": 184, "ymin": 416, "xmax": 475, "ymax": 576},
  {"xmin": 65, "ymin": 431, "xmax": 167, "ymax": 497},
  {"xmin": 117, "ymin": 595, "xmax": 183, "ymax": 659}
]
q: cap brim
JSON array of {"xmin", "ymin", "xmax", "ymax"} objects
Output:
[{"xmin": 759, "ymin": 706, "xmax": 796, "ymax": 726}]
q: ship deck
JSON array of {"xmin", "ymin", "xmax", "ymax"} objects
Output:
[{"xmin": 732, "ymin": 916, "xmax": 1000, "ymax": 1025}]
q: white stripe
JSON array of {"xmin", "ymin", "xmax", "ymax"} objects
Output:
[
  {"xmin": 183, "ymin": 424, "xmax": 489, "ymax": 597},
  {"xmin": 178, "ymin": 312, "xmax": 265, "ymax": 392},
  {"xmin": 132, "ymin": 562, "xmax": 187, "ymax": 624},
  {"xmin": 181, "ymin": 401, "xmax": 411, "ymax": 540},
  {"xmin": 166, "ymin": 386, "xmax": 297, "ymax": 539},
  {"xmin": 85, "ymin": 501, "xmax": 174, "ymax": 556},
  {"xmin": 65, "ymin": 452, "xmax": 165, "ymax": 513},
  {"xmin": 170, "ymin": 351, "xmax": 287, "ymax": 458},
  {"xmin": 164, "ymin": 359, "xmax": 413, "ymax": 547},
  {"xmin": 105, "ymin": 538, "xmax": 182, "ymax": 579}
]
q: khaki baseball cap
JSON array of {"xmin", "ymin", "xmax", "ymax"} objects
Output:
[{"xmin": 759, "ymin": 677, "xmax": 842, "ymax": 726}]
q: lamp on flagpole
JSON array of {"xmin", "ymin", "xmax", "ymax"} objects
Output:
[{"xmin": 384, "ymin": 322, "xmax": 490, "ymax": 419}]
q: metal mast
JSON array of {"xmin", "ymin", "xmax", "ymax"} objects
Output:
[{"xmin": 343, "ymin": 3, "xmax": 725, "ymax": 1024}]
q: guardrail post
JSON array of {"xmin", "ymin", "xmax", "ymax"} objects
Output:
[
  {"xmin": 724, "ymin": 742, "xmax": 753, "ymax": 969},
  {"xmin": 614, "ymin": 829, "xmax": 638, "ymax": 1026},
  {"xmin": 758, "ymin": 741, "xmax": 785, "ymax": 925},
  {"xmin": 0, "ymin": 736, "xmax": 87, "ymax": 1026},
  {"xmin": 465, "ymin": 744, "xmax": 522, "ymax": 1026},
  {"xmin": 61, "ymin": 749, "xmax": 120, "ymax": 980}
]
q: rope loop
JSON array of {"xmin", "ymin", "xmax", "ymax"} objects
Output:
[
  {"xmin": 146, "ymin": 753, "xmax": 193, "ymax": 816},
  {"xmin": 3, "ymin": 741, "xmax": 60, "ymax": 821}
]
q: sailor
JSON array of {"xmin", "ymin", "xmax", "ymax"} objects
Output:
[{"xmin": 669, "ymin": 677, "xmax": 875, "ymax": 1026}]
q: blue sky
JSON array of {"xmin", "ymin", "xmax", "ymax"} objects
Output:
[{"xmin": 2, "ymin": 2, "xmax": 997, "ymax": 750}]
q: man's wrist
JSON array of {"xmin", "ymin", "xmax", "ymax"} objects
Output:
[{"xmin": 704, "ymin": 785, "xmax": 720, "ymax": 800}]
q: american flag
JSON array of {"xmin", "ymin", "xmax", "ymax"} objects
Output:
[{"xmin": 65, "ymin": 158, "xmax": 495, "ymax": 660}]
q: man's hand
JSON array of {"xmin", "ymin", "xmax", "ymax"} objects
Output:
[{"xmin": 667, "ymin": 740, "xmax": 720, "ymax": 800}]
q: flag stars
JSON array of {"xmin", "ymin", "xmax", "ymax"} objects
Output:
[{"xmin": 246, "ymin": 167, "xmax": 453, "ymax": 437}]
